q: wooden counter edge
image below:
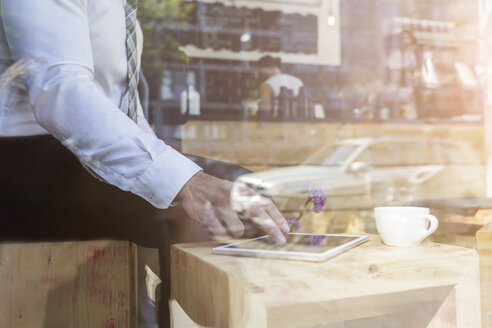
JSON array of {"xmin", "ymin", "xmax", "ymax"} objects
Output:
[{"xmin": 476, "ymin": 223, "xmax": 492, "ymax": 327}]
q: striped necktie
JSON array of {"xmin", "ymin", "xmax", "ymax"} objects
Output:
[{"xmin": 125, "ymin": 0, "xmax": 139, "ymax": 122}]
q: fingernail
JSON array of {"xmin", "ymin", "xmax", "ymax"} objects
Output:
[
  {"xmin": 276, "ymin": 234, "xmax": 286, "ymax": 245},
  {"xmin": 281, "ymin": 223, "xmax": 290, "ymax": 233}
]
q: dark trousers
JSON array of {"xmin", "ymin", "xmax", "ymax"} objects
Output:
[{"xmin": 0, "ymin": 135, "xmax": 250, "ymax": 326}]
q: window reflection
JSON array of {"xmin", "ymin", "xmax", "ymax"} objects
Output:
[
  {"xmin": 139, "ymin": 0, "xmax": 488, "ymax": 220},
  {"xmin": 0, "ymin": 0, "xmax": 492, "ymax": 326},
  {"xmin": 141, "ymin": 0, "xmax": 489, "ymax": 326}
]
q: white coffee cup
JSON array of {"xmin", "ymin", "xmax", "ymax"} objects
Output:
[{"xmin": 374, "ymin": 206, "xmax": 438, "ymax": 247}]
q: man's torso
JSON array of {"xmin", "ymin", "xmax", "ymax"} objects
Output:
[{"xmin": 0, "ymin": 0, "xmax": 143, "ymax": 136}]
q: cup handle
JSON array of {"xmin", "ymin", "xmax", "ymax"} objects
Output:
[{"xmin": 418, "ymin": 214, "xmax": 439, "ymax": 242}]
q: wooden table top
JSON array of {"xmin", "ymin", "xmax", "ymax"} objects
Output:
[{"xmin": 171, "ymin": 235, "xmax": 480, "ymax": 327}]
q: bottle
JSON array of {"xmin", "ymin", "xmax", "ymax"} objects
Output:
[
  {"xmin": 159, "ymin": 70, "xmax": 174, "ymax": 100},
  {"xmin": 180, "ymin": 71, "xmax": 200, "ymax": 116},
  {"xmin": 287, "ymin": 89, "xmax": 295, "ymax": 119},
  {"xmin": 314, "ymin": 103, "xmax": 325, "ymax": 119},
  {"xmin": 291, "ymin": 90, "xmax": 299, "ymax": 120},
  {"xmin": 297, "ymin": 87, "xmax": 309, "ymax": 119},
  {"xmin": 279, "ymin": 87, "xmax": 289, "ymax": 120}
]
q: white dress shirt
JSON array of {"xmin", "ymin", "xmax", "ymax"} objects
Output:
[
  {"xmin": 0, "ymin": 0, "xmax": 201, "ymax": 209},
  {"xmin": 266, "ymin": 73, "xmax": 304, "ymax": 97}
]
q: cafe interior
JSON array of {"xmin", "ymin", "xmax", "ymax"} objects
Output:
[{"xmin": 3, "ymin": 0, "xmax": 492, "ymax": 327}]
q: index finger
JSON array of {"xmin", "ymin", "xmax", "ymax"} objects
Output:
[
  {"xmin": 263, "ymin": 199, "xmax": 290, "ymax": 234},
  {"xmin": 250, "ymin": 206, "xmax": 286, "ymax": 244}
]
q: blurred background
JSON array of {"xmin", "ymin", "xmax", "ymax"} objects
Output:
[{"xmin": 139, "ymin": 0, "xmax": 492, "ymax": 248}]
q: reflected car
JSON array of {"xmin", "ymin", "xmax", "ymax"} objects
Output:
[{"xmin": 232, "ymin": 137, "xmax": 485, "ymax": 212}]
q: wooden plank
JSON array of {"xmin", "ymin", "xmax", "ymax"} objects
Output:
[
  {"xmin": 0, "ymin": 240, "xmax": 137, "ymax": 328},
  {"xmin": 171, "ymin": 236, "xmax": 480, "ymax": 327},
  {"xmin": 477, "ymin": 222, "xmax": 492, "ymax": 327}
]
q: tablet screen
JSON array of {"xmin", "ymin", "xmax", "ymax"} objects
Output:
[{"xmin": 222, "ymin": 234, "xmax": 361, "ymax": 254}]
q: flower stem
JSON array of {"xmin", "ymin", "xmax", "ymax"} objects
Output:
[{"xmin": 289, "ymin": 198, "xmax": 312, "ymax": 232}]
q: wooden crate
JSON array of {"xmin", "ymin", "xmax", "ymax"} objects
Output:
[{"xmin": 0, "ymin": 240, "xmax": 137, "ymax": 328}]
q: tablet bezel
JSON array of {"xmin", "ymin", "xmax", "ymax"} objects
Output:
[{"xmin": 212, "ymin": 233, "xmax": 369, "ymax": 262}]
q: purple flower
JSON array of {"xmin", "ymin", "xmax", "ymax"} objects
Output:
[
  {"xmin": 311, "ymin": 235, "xmax": 327, "ymax": 246},
  {"xmin": 286, "ymin": 215, "xmax": 300, "ymax": 232},
  {"xmin": 309, "ymin": 187, "xmax": 326, "ymax": 213},
  {"xmin": 301, "ymin": 235, "xmax": 327, "ymax": 247}
]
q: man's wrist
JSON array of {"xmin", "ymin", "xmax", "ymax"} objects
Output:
[
  {"xmin": 173, "ymin": 170, "xmax": 203, "ymax": 205},
  {"xmin": 131, "ymin": 147, "xmax": 202, "ymax": 209}
]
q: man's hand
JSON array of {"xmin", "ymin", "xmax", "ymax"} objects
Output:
[{"xmin": 174, "ymin": 171, "xmax": 289, "ymax": 244}]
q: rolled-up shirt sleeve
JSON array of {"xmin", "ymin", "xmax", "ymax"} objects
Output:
[{"xmin": 0, "ymin": 0, "xmax": 201, "ymax": 208}]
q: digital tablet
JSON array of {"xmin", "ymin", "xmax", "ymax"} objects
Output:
[{"xmin": 212, "ymin": 233, "xmax": 369, "ymax": 262}]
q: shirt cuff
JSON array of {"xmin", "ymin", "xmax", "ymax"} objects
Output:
[{"xmin": 133, "ymin": 147, "xmax": 202, "ymax": 209}]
